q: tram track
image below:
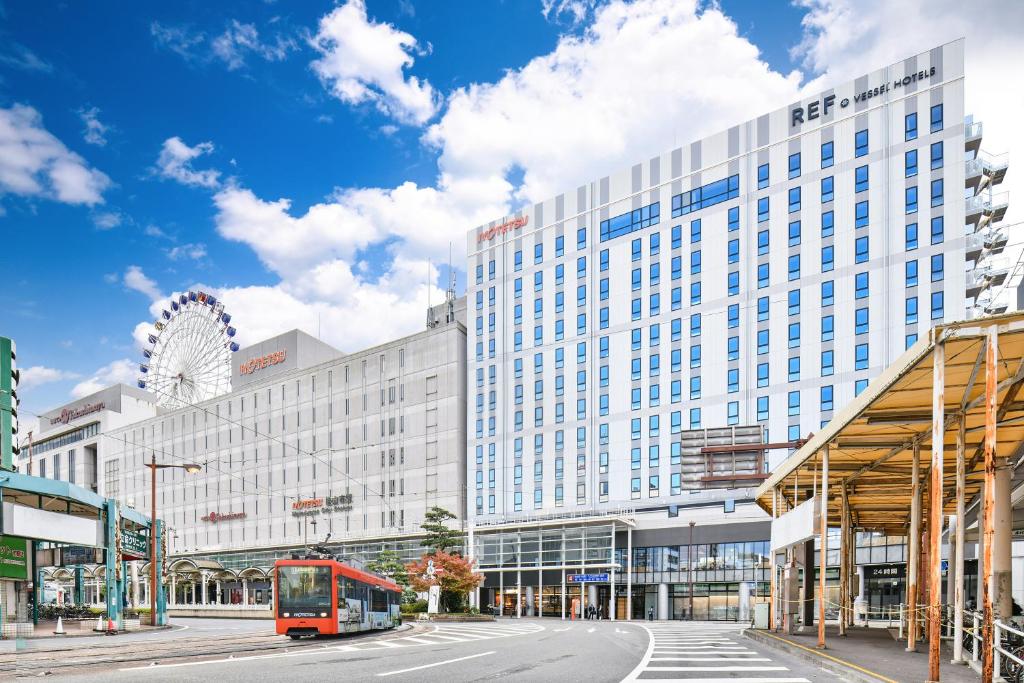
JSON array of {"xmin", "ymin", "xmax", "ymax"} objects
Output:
[{"xmin": 1, "ymin": 623, "xmax": 423, "ymax": 677}]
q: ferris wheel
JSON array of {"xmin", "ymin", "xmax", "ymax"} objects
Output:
[{"xmin": 137, "ymin": 290, "xmax": 239, "ymax": 408}]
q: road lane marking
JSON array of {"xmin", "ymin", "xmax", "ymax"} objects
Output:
[
  {"xmin": 634, "ymin": 679, "xmax": 808, "ymax": 683},
  {"xmin": 587, "ymin": 627, "xmax": 596, "ymax": 633},
  {"xmin": 650, "ymin": 657, "xmax": 771, "ymax": 661},
  {"xmin": 553, "ymin": 626, "xmax": 572, "ymax": 632},
  {"xmin": 376, "ymin": 650, "xmax": 494, "ymax": 677},
  {"xmin": 646, "ymin": 665, "xmax": 788, "ymax": 672}
]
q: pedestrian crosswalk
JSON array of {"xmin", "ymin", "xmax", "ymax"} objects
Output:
[
  {"xmin": 622, "ymin": 622, "xmax": 811, "ymax": 682},
  {"xmin": 342, "ymin": 621, "xmax": 545, "ymax": 652}
]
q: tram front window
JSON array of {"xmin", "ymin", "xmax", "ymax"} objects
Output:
[{"xmin": 278, "ymin": 566, "xmax": 331, "ymax": 617}]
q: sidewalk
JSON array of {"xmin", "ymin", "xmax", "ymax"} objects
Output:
[
  {"xmin": 2, "ymin": 618, "xmax": 169, "ymax": 640},
  {"xmin": 746, "ymin": 624, "xmax": 978, "ymax": 683}
]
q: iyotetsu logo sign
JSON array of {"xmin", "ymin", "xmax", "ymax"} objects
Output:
[
  {"xmin": 477, "ymin": 216, "xmax": 528, "ymax": 243},
  {"xmin": 239, "ymin": 350, "xmax": 287, "ymax": 375}
]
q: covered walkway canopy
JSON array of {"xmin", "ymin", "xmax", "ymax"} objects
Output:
[{"xmin": 755, "ymin": 312, "xmax": 1024, "ymax": 682}]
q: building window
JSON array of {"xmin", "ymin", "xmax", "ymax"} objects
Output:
[
  {"xmin": 671, "ymin": 174, "xmax": 739, "ymax": 217},
  {"xmin": 787, "ymin": 254, "xmax": 800, "ymax": 281},
  {"xmin": 758, "ymin": 263, "xmax": 769, "ymax": 289},
  {"xmin": 931, "ymin": 291, "xmax": 944, "ymax": 320},
  {"xmin": 821, "ymin": 210, "xmax": 834, "ymax": 237},
  {"xmin": 821, "ymin": 350, "xmax": 834, "ymax": 376},
  {"xmin": 788, "ymin": 391, "xmax": 800, "ymax": 416},
  {"xmin": 788, "ymin": 289, "xmax": 800, "ymax": 316},
  {"xmin": 855, "ymin": 165, "xmax": 869, "ymax": 192},
  {"xmin": 855, "ymin": 128, "xmax": 868, "ymax": 157},
  {"xmin": 757, "ymin": 163, "xmax": 769, "ymax": 189},
  {"xmin": 757, "ymin": 229, "xmax": 769, "ymax": 255},
  {"xmin": 727, "ymin": 401, "xmax": 739, "ymax": 425},
  {"xmin": 600, "ymin": 202, "xmax": 660, "ymax": 242},
  {"xmin": 788, "ymin": 152, "xmax": 801, "ymax": 179},
  {"xmin": 855, "ymin": 272, "xmax": 869, "ymax": 299},
  {"xmin": 855, "ymin": 343, "xmax": 869, "ymax": 370},
  {"xmin": 931, "ymin": 216, "xmax": 944, "ymax": 244},
  {"xmin": 788, "ymin": 220, "xmax": 801, "ymax": 246},
  {"xmin": 690, "ymin": 219, "xmax": 702, "ymax": 243},
  {"xmin": 758, "ymin": 197, "xmax": 769, "ymax": 223},
  {"xmin": 905, "ymin": 112, "xmax": 918, "ymax": 140},
  {"xmin": 930, "ymin": 103, "xmax": 943, "ymax": 132},
  {"xmin": 822, "ymin": 315, "xmax": 834, "ymax": 341},
  {"xmin": 728, "ymin": 238, "xmax": 739, "ymax": 264},
  {"xmin": 821, "ymin": 140, "xmax": 834, "ymax": 168},
  {"xmin": 728, "ymin": 206, "xmax": 740, "ymax": 232},
  {"xmin": 931, "ymin": 141, "xmax": 944, "ymax": 169},
  {"xmin": 906, "ymin": 149, "xmax": 918, "ymax": 177},
  {"xmin": 855, "ymin": 200, "xmax": 869, "ymax": 228},
  {"xmin": 757, "ymin": 363, "xmax": 769, "ymax": 388},
  {"xmin": 931, "ymin": 178, "xmax": 944, "ymax": 207},
  {"xmin": 906, "ymin": 296, "xmax": 918, "ymax": 324},
  {"xmin": 931, "ymin": 254, "xmax": 944, "ymax": 282},
  {"xmin": 788, "ymin": 187, "xmax": 801, "ymax": 213},
  {"xmin": 906, "ymin": 259, "xmax": 918, "ymax": 287},
  {"xmin": 821, "ymin": 245, "xmax": 834, "ymax": 272},
  {"xmin": 757, "ymin": 296, "xmax": 769, "ymax": 322},
  {"xmin": 906, "ymin": 223, "xmax": 918, "ymax": 250},
  {"xmin": 757, "ymin": 396, "xmax": 769, "ymax": 421},
  {"xmin": 855, "ymin": 307, "xmax": 869, "ymax": 335},
  {"xmin": 855, "ymin": 235, "xmax": 869, "ymax": 263},
  {"xmin": 821, "ymin": 176, "xmax": 834, "ymax": 203},
  {"xmin": 906, "ymin": 186, "xmax": 918, "ymax": 213}
]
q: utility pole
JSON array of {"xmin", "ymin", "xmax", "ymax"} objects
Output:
[{"xmin": 688, "ymin": 521, "xmax": 696, "ymax": 620}]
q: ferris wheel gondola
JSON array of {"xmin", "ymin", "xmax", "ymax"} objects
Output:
[{"xmin": 136, "ymin": 290, "xmax": 238, "ymax": 408}]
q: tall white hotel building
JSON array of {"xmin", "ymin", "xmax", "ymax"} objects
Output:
[{"xmin": 465, "ymin": 40, "xmax": 1010, "ymax": 618}]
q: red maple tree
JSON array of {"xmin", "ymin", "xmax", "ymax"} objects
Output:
[{"xmin": 406, "ymin": 550, "xmax": 483, "ymax": 612}]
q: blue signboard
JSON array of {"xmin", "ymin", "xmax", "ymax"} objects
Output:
[{"xmin": 567, "ymin": 573, "xmax": 609, "ymax": 583}]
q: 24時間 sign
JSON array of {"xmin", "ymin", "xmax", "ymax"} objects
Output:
[
  {"xmin": 239, "ymin": 350, "xmax": 287, "ymax": 375},
  {"xmin": 477, "ymin": 216, "xmax": 528, "ymax": 243}
]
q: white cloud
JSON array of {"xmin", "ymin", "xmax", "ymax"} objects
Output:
[
  {"xmin": 310, "ymin": 0, "xmax": 439, "ymax": 125},
  {"xmin": 0, "ymin": 104, "xmax": 111, "ymax": 206},
  {"xmin": 123, "ymin": 265, "xmax": 162, "ymax": 302},
  {"xmin": 71, "ymin": 358, "xmax": 138, "ymax": 399},
  {"xmin": 790, "ymin": 0, "xmax": 1024, "ymax": 299},
  {"xmin": 0, "ymin": 44, "xmax": 52, "ymax": 73},
  {"xmin": 92, "ymin": 210, "xmax": 123, "ymax": 230},
  {"xmin": 79, "ymin": 106, "xmax": 109, "ymax": 146},
  {"xmin": 426, "ymin": 0, "xmax": 802, "ymax": 205},
  {"xmin": 166, "ymin": 242, "xmax": 207, "ymax": 261},
  {"xmin": 150, "ymin": 22, "xmax": 205, "ymax": 61},
  {"xmin": 19, "ymin": 366, "xmax": 80, "ymax": 390},
  {"xmin": 211, "ymin": 19, "xmax": 298, "ymax": 70},
  {"xmin": 541, "ymin": 0, "xmax": 598, "ymax": 24},
  {"xmin": 144, "ymin": 224, "xmax": 168, "ymax": 238},
  {"xmin": 153, "ymin": 136, "xmax": 221, "ymax": 188}
]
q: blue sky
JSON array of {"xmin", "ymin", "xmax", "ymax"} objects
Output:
[{"xmin": 1, "ymin": 0, "xmax": 1020, "ymax": 424}]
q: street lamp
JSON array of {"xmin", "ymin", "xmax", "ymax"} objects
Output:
[{"xmin": 147, "ymin": 454, "xmax": 202, "ymax": 626}]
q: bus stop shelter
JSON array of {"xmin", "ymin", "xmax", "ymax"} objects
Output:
[{"xmin": 755, "ymin": 312, "xmax": 1024, "ymax": 682}]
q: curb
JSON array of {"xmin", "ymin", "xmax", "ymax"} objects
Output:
[{"xmin": 744, "ymin": 629, "xmax": 897, "ymax": 683}]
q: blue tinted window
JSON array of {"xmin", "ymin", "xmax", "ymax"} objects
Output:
[
  {"xmin": 931, "ymin": 178, "xmax": 944, "ymax": 207},
  {"xmin": 855, "ymin": 235, "xmax": 869, "ymax": 263},
  {"xmin": 855, "ymin": 165, "xmax": 869, "ymax": 192},
  {"xmin": 555, "ymin": 235, "xmax": 564, "ymax": 257},
  {"xmin": 788, "ymin": 289, "xmax": 800, "ymax": 315},
  {"xmin": 931, "ymin": 216, "xmax": 944, "ymax": 244},
  {"xmin": 600, "ymin": 249, "xmax": 609, "ymax": 271},
  {"xmin": 728, "ymin": 206, "xmax": 740, "ymax": 231},
  {"xmin": 821, "ymin": 245, "xmax": 834, "ymax": 272},
  {"xmin": 855, "ymin": 200, "xmax": 869, "ymax": 227},
  {"xmin": 600, "ymin": 202, "xmax": 661, "ymax": 242},
  {"xmin": 789, "ymin": 220, "xmax": 801, "ymax": 246},
  {"xmin": 906, "ymin": 223, "xmax": 918, "ymax": 250},
  {"xmin": 727, "ymin": 336, "xmax": 739, "ymax": 361},
  {"xmin": 728, "ymin": 238, "xmax": 739, "ymax": 263},
  {"xmin": 757, "ymin": 230, "xmax": 769, "ymax": 255},
  {"xmin": 905, "ymin": 112, "xmax": 918, "ymax": 141},
  {"xmin": 728, "ymin": 271, "xmax": 739, "ymax": 296},
  {"xmin": 821, "ymin": 280, "xmax": 834, "ymax": 306},
  {"xmin": 930, "ymin": 104, "xmax": 943, "ymax": 132},
  {"xmin": 757, "ymin": 296, "xmax": 769, "ymax": 321},
  {"xmin": 822, "ymin": 315, "xmax": 834, "ymax": 341},
  {"xmin": 728, "ymin": 303, "xmax": 739, "ymax": 328},
  {"xmin": 787, "ymin": 254, "xmax": 800, "ymax": 281},
  {"xmin": 788, "ymin": 187, "xmax": 801, "ymax": 213},
  {"xmin": 931, "ymin": 291, "xmax": 944, "ymax": 319},
  {"xmin": 855, "ymin": 129, "xmax": 868, "ymax": 157},
  {"xmin": 906, "ymin": 149, "xmax": 918, "ymax": 177},
  {"xmin": 855, "ymin": 343, "xmax": 869, "ymax": 370},
  {"xmin": 931, "ymin": 254, "xmax": 944, "ymax": 281},
  {"xmin": 906, "ymin": 259, "xmax": 918, "ymax": 286},
  {"xmin": 757, "ymin": 197, "xmax": 769, "ymax": 223},
  {"xmin": 788, "ymin": 152, "xmax": 801, "ymax": 179},
  {"xmin": 821, "ymin": 141, "xmax": 834, "ymax": 168},
  {"xmin": 757, "ymin": 263, "xmax": 769, "ymax": 289},
  {"xmin": 757, "ymin": 163, "xmax": 769, "ymax": 189},
  {"xmin": 855, "ymin": 307, "xmax": 869, "ymax": 334},
  {"xmin": 855, "ymin": 272, "xmax": 869, "ymax": 299},
  {"xmin": 906, "ymin": 296, "xmax": 918, "ymax": 324},
  {"xmin": 690, "ymin": 219, "xmax": 701, "ymax": 243},
  {"xmin": 930, "ymin": 141, "xmax": 944, "ymax": 169},
  {"xmin": 906, "ymin": 186, "xmax": 918, "ymax": 213},
  {"xmin": 821, "ymin": 210, "xmax": 834, "ymax": 237},
  {"xmin": 671, "ymin": 174, "xmax": 740, "ymax": 217},
  {"xmin": 821, "ymin": 176, "xmax": 834, "ymax": 202},
  {"xmin": 535, "ymin": 242, "xmax": 543, "ymax": 264}
]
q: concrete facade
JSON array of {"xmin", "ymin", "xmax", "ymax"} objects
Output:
[
  {"xmin": 100, "ymin": 307, "xmax": 467, "ymax": 560},
  {"xmin": 466, "ymin": 40, "xmax": 975, "ymax": 521}
]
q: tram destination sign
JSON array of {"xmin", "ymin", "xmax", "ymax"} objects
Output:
[{"xmin": 567, "ymin": 573, "xmax": 609, "ymax": 583}]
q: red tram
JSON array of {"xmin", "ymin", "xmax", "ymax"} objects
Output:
[{"xmin": 274, "ymin": 557, "xmax": 401, "ymax": 638}]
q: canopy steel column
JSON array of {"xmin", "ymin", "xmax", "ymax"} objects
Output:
[
  {"xmin": 839, "ymin": 485, "xmax": 849, "ymax": 636},
  {"xmin": 770, "ymin": 487, "xmax": 778, "ymax": 631},
  {"xmin": 609, "ymin": 521, "xmax": 616, "ymax": 621},
  {"xmin": 952, "ymin": 415, "xmax": 966, "ymax": 664},
  {"xmin": 981, "ymin": 326, "xmax": 997, "ymax": 683},
  {"xmin": 907, "ymin": 442, "xmax": 922, "ymax": 652},
  {"xmin": 817, "ymin": 446, "xmax": 828, "ymax": 650},
  {"xmin": 927, "ymin": 340, "xmax": 944, "ymax": 682}
]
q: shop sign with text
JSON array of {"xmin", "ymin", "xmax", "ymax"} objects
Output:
[
  {"xmin": 239, "ymin": 350, "xmax": 287, "ymax": 376},
  {"xmin": 121, "ymin": 529, "xmax": 149, "ymax": 560},
  {"xmin": 0, "ymin": 536, "xmax": 28, "ymax": 580}
]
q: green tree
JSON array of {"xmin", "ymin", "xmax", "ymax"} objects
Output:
[
  {"xmin": 365, "ymin": 549, "xmax": 409, "ymax": 587},
  {"xmin": 420, "ymin": 506, "xmax": 461, "ymax": 554}
]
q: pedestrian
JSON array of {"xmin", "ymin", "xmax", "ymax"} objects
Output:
[{"xmin": 648, "ymin": 606, "xmax": 654, "ymax": 621}]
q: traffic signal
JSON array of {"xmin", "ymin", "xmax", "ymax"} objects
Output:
[{"xmin": 0, "ymin": 337, "xmax": 20, "ymax": 471}]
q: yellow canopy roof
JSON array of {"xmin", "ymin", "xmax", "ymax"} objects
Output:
[{"xmin": 755, "ymin": 312, "xmax": 1024, "ymax": 534}]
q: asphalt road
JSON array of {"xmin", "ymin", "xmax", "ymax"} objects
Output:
[{"xmin": 37, "ymin": 618, "xmax": 829, "ymax": 682}]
